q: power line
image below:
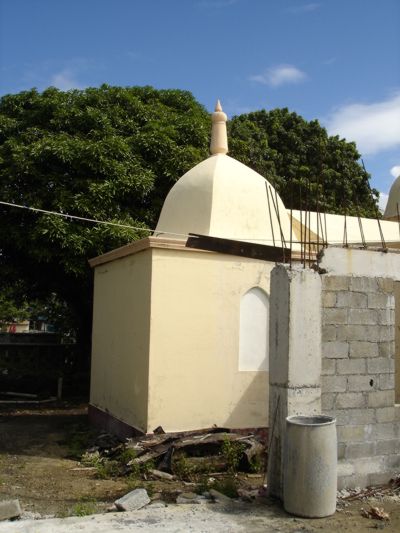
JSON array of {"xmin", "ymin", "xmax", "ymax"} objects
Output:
[{"xmin": 1, "ymin": 199, "xmax": 399, "ymax": 246}]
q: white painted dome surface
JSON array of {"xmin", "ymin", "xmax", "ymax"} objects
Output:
[
  {"xmin": 155, "ymin": 153, "xmax": 291, "ymax": 246},
  {"xmin": 384, "ymin": 175, "xmax": 400, "ymax": 219}
]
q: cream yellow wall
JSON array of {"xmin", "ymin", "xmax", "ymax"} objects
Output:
[
  {"xmin": 90, "ymin": 249, "xmax": 152, "ymax": 432},
  {"xmin": 147, "ymin": 247, "xmax": 272, "ymax": 433}
]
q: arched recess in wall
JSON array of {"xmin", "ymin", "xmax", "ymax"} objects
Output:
[{"xmin": 239, "ymin": 287, "xmax": 269, "ymax": 371}]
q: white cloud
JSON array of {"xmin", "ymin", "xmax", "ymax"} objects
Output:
[
  {"xmin": 378, "ymin": 192, "xmax": 389, "ymax": 213},
  {"xmin": 326, "ymin": 93, "xmax": 400, "ymax": 155},
  {"xmin": 391, "ymin": 165, "xmax": 400, "ymax": 178},
  {"xmin": 50, "ymin": 68, "xmax": 82, "ymax": 90},
  {"xmin": 285, "ymin": 3, "xmax": 320, "ymax": 14},
  {"xmin": 250, "ymin": 64, "xmax": 307, "ymax": 88}
]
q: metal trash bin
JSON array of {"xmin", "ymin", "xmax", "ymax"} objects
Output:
[{"xmin": 283, "ymin": 415, "xmax": 337, "ymax": 518}]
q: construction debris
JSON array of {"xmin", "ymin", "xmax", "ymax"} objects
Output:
[
  {"xmin": 83, "ymin": 428, "xmax": 266, "ymax": 481},
  {"xmin": 114, "ymin": 488, "xmax": 150, "ymax": 511},
  {"xmin": 361, "ymin": 506, "xmax": 390, "ymax": 521},
  {"xmin": 0, "ymin": 499, "xmax": 22, "ymax": 521}
]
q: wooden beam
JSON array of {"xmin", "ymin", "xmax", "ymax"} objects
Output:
[{"xmin": 186, "ymin": 233, "xmax": 291, "ymax": 262}]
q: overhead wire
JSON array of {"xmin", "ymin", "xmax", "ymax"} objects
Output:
[{"xmin": 1, "ymin": 199, "xmax": 399, "ymax": 247}]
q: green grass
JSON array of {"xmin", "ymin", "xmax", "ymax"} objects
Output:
[{"xmin": 70, "ymin": 498, "xmax": 97, "ymax": 517}]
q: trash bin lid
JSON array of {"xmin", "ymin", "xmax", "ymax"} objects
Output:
[{"xmin": 286, "ymin": 415, "xmax": 336, "ymax": 426}]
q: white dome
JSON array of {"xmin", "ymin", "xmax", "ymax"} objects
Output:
[
  {"xmin": 155, "ymin": 153, "xmax": 291, "ymax": 246},
  {"xmin": 383, "ymin": 174, "xmax": 400, "ymax": 220}
]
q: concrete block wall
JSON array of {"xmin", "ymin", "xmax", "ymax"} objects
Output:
[
  {"xmin": 321, "ymin": 275, "xmax": 400, "ymax": 489},
  {"xmin": 267, "ymin": 266, "xmax": 322, "ymax": 498}
]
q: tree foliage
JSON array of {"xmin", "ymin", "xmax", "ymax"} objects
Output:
[
  {"xmin": 0, "ymin": 86, "xmax": 379, "ymax": 348},
  {"xmin": 228, "ymin": 108, "xmax": 379, "ymax": 217},
  {"xmin": 0, "ymin": 85, "xmax": 209, "ymax": 345}
]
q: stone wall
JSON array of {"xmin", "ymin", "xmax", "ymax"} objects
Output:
[{"xmin": 321, "ymin": 275, "xmax": 400, "ymax": 488}]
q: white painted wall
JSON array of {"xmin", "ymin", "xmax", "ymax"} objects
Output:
[{"xmin": 239, "ymin": 287, "xmax": 269, "ymax": 371}]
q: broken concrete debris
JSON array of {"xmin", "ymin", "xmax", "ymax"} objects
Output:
[
  {"xmin": 0, "ymin": 499, "xmax": 22, "ymax": 521},
  {"xmin": 361, "ymin": 506, "xmax": 390, "ymax": 521},
  {"xmin": 149, "ymin": 469, "xmax": 175, "ymax": 481},
  {"xmin": 176, "ymin": 492, "xmax": 203, "ymax": 504},
  {"xmin": 209, "ymin": 489, "xmax": 233, "ymax": 504},
  {"xmin": 114, "ymin": 488, "xmax": 150, "ymax": 511}
]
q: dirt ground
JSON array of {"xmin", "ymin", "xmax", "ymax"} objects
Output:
[{"xmin": 0, "ymin": 403, "xmax": 399, "ymax": 532}]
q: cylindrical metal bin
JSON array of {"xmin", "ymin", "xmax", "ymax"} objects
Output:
[{"xmin": 283, "ymin": 415, "xmax": 337, "ymax": 518}]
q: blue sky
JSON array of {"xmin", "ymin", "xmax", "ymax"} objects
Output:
[{"xmin": 1, "ymin": 0, "xmax": 399, "ymax": 209}]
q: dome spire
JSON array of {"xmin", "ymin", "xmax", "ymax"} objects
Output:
[{"xmin": 210, "ymin": 100, "xmax": 228, "ymax": 155}]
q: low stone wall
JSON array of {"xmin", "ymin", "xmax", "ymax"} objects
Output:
[{"xmin": 321, "ymin": 275, "xmax": 400, "ymax": 488}]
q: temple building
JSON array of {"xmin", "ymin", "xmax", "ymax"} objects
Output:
[{"xmin": 89, "ymin": 102, "xmax": 400, "ymax": 437}]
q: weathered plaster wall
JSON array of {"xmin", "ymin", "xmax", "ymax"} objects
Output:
[
  {"xmin": 90, "ymin": 249, "xmax": 152, "ymax": 433},
  {"xmin": 267, "ymin": 266, "xmax": 322, "ymax": 499},
  {"xmin": 321, "ymin": 275, "xmax": 400, "ymax": 488},
  {"xmin": 147, "ymin": 247, "xmax": 273, "ymax": 433}
]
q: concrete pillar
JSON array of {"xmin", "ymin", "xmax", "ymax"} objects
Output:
[{"xmin": 267, "ymin": 265, "xmax": 322, "ymax": 499}]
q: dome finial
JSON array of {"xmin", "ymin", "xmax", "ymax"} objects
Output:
[{"xmin": 210, "ymin": 99, "xmax": 228, "ymax": 155}]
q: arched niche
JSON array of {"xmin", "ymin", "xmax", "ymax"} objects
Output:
[{"xmin": 239, "ymin": 287, "xmax": 269, "ymax": 371}]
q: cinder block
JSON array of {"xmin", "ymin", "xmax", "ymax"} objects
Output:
[
  {"xmin": 368, "ymin": 472, "xmax": 392, "ymax": 487},
  {"xmin": 375, "ymin": 407, "xmax": 396, "ymax": 423},
  {"xmin": 337, "ymin": 461, "xmax": 355, "ymax": 477},
  {"xmin": 347, "ymin": 408, "xmax": 375, "ymax": 425},
  {"xmin": 337, "ymin": 325, "xmax": 379, "ymax": 342},
  {"xmin": 337, "ymin": 291, "xmax": 367, "ymax": 309},
  {"xmin": 323, "ymin": 308, "xmax": 348, "ymax": 325},
  {"xmin": 378, "ymin": 309, "xmax": 394, "ymax": 326},
  {"xmin": 350, "ymin": 277, "xmax": 378, "ymax": 292},
  {"xmin": 379, "ymin": 342, "xmax": 394, "ymax": 358},
  {"xmin": 350, "ymin": 456, "xmax": 383, "ymax": 476},
  {"xmin": 375, "ymin": 439, "xmax": 399, "ymax": 455},
  {"xmin": 349, "ymin": 341, "xmax": 378, "ymax": 358},
  {"xmin": 382, "ymin": 454, "xmax": 400, "ymax": 469},
  {"xmin": 322, "ymin": 358, "xmax": 336, "ymax": 375},
  {"xmin": 378, "ymin": 326, "xmax": 394, "ymax": 342},
  {"xmin": 347, "ymin": 375, "xmax": 376, "ymax": 392},
  {"xmin": 322, "ymin": 291, "xmax": 337, "ymax": 307},
  {"xmin": 323, "ymin": 276, "xmax": 349, "ymax": 291},
  {"xmin": 321, "ymin": 392, "xmax": 335, "ymax": 410},
  {"xmin": 337, "ymin": 425, "xmax": 365, "ymax": 442},
  {"xmin": 337, "ymin": 475, "xmax": 354, "ymax": 491},
  {"xmin": 345, "ymin": 441, "xmax": 375, "ymax": 459},
  {"xmin": 368, "ymin": 293, "xmax": 389, "ymax": 309},
  {"xmin": 367, "ymin": 357, "xmax": 394, "ymax": 374},
  {"xmin": 377, "ymin": 278, "xmax": 394, "ymax": 293},
  {"xmin": 368, "ymin": 390, "xmax": 395, "ymax": 408},
  {"xmin": 322, "ymin": 324, "xmax": 336, "ymax": 341},
  {"xmin": 348, "ymin": 309, "xmax": 377, "ymax": 325},
  {"xmin": 322, "ymin": 341, "xmax": 349, "ymax": 359},
  {"xmin": 337, "ymin": 358, "xmax": 366, "ymax": 375},
  {"xmin": 329, "ymin": 409, "xmax": 348, "ymax": 425},
  {"xmin": 379, "ymin": 373, "xmax": 394, "ymax": 390},
  {"xmin": 370, "ymin": 422, "xmax": 396, "ymax": 440},
  {"xmin": 322, "ymin": 375, "xmax": 347, "ymax": 393},
  {"xmin": 336, "ymin": 392, "xmax": 366, "ymax": 409}
]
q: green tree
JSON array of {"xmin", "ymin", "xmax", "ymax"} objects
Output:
[
  {"xmin": 228, "ymin": 108, "xmax": 379, "ymax": 217},
  {"xmin": 0, "ymin": 287, "xmax": 30, "ymax": 329},
  {"xmin": 0, "ymin": 85, "xmax": 210, "ymax": 350},
  {"xmin": 0, "ymin": 88, "xmax": 378, "ymax": 355}
]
